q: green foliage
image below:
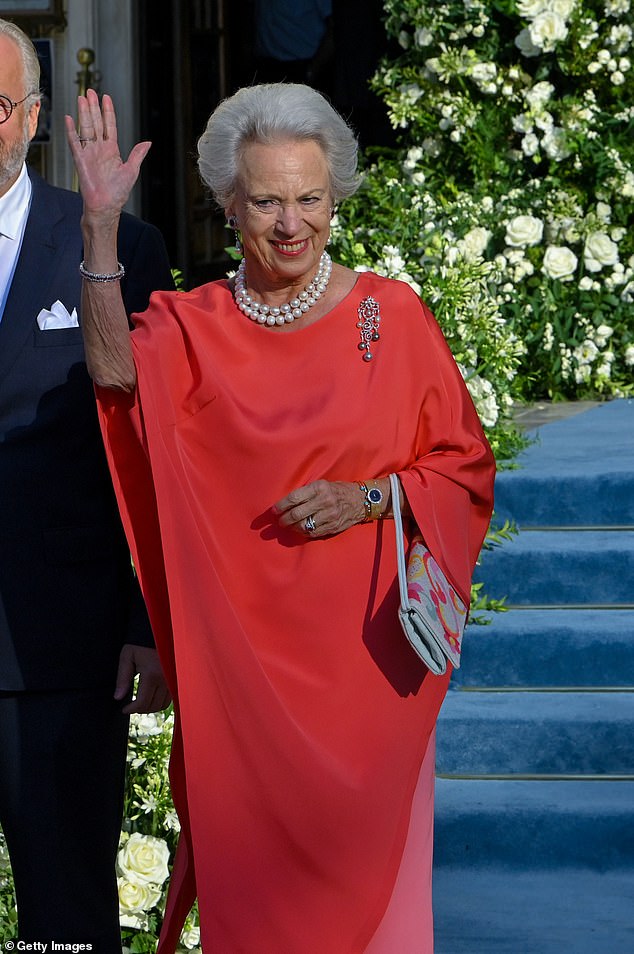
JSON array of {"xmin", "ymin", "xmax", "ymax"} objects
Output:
[{"xmin": 330, "ymin": 0, "xmax": 633, "ymax": 425}]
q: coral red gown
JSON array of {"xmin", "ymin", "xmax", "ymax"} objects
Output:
[{"xmin": 96, "ymin": 271, "xmax": 495, "ymax": 952}]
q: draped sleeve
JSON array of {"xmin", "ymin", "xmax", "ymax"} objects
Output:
[{"xmin": 92, "ymin": 273, "xmax": 494, "ymax": 954}]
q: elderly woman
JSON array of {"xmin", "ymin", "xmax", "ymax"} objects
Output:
[{"xmin": 66, "ymin": 84, "xmax": 494, "ymax": 953}]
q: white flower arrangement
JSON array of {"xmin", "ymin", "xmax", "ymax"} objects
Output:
[{"xmin": 331, "ymin": 0, "xmax": 633, "ymax": 430}]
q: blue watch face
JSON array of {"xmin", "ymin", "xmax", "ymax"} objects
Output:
[{"xmin": 368, "ymin": 488, "xmax": 382, "ymax": 503}]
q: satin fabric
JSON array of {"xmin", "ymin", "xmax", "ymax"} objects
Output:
[{"xmin": 96, "ymin": 271, "xmax": 495, "ymax": 952}]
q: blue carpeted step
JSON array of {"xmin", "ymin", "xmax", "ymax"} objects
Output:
[
  {"xmin": 433, "ymin": 865, "xmax": 634, "ymax": 954},
  {"xmin": 435, "ymin": 689, "xmax": 634, "ymax": 776},
  {"xmin": 474, "ymin": 529, "xmax": 634, "ymax": 605},
  {"xmin": 494, "ymin": 471, "xmax": 634, "ymax": 527},
  {"xmin": 433, "ymin": 778, "xmax": 634, "ymax": 869},
  {"xmin": 432, "ymin": 402, "xmax": 634, "ymax": 954},
  {"xmin": 456, "ymin": 609, "xmax": 634, "ymax": 688},
  {"xmin": 493, "ymin": 399, "xmax": 634, "ymax": 527}
]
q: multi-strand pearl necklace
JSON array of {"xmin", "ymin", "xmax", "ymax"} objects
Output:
[{"xmin": 234, "ymin": 251, "xmax": 332, "ymax": 326}]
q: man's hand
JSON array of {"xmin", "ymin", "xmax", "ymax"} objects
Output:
[{"xmin": 114, "ymin": 644, "xmax": 171, "ymax": 714}]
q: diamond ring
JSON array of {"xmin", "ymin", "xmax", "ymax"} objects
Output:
[{"xmin": 304, "ymin": 514, "xmax": 317, "ymax": 533}]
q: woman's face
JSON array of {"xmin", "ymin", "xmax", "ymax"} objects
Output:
[{"xmin": 228, "ymin": 138, "xmax": 333, "ymax": 296}]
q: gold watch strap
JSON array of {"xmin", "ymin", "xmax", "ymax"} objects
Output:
[{"xmin": 366, "ymin": 479, "xmax": 384, "ymax": 520}]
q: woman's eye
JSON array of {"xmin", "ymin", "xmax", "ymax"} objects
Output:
[{"xmin": 254, "ymin": 199, "xmax": 277, "ymax": 211}]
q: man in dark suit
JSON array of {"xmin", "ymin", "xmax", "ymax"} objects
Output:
[{"xmin": 0, "ymin": 19, "xmax": 173, "ymax": 947}]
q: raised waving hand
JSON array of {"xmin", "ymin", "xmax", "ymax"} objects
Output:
[
  {"xmin": 64, "ymin": 89, "xmax": 143, "ymax": 391},
  {"xmin": 65, "ymin": 88, "xmax": 151, "ymax": 219}
]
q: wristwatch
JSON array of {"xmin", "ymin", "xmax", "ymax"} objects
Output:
[{"xmin": 358, "ymin": 480, "xmax": 384, "ymax": 521}]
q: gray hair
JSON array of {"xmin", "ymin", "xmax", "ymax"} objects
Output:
[
  {"xmin": 197, "ymin": 83, "xmax": 361, "ymax": 209},
  {"xmin": 0, "ymin": 18, "xmax": 42, "ymax": 104}
]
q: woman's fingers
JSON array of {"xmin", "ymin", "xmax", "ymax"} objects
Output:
[
  {"xmin": 274, "ymin": 480, "xmax": 364, "ymax": 537},
  {"xmin": 100, "ymin": 92, "xmax": 118, "ymax": 144},
  {"xmin": 84, "ymin": 87, "xmax": 103, "ymax": 140}
]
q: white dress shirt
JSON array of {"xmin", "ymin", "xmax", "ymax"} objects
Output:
[{"xmin": 0, "ymin": 163, "xmax": 32, "ymax": 321}]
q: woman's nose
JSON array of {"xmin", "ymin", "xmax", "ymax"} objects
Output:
[{"xmin": 276, "ymin": 203, "xmax": 302, "ymax": 234}]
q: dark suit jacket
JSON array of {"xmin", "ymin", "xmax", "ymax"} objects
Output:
[{"xmin": 0, "ymin": 169, "xmax": 175, "ymax": 691}]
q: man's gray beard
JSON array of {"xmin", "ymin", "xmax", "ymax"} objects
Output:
[{"xmin": 0, "ymin": 126, "xmax": 30, "ymax": 190}]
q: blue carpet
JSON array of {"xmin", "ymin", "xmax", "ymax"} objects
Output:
[
  {"xmin": 474, "ymin": 529, "xmax": 634, "ymax": 604},
  {"xmin": 433, "ymin": 399, "xmax": 634, "ymax": 953},
  {"xmin": 455, "ymin": 609, "xmax": 634, "ymax": 688},
  {"xmin": 434, "ymin": 779, "xmax": 634, "ymax": 868},
  {"xmin": 433, "ymin": 868, "xmax": 634, "ymax": 954},
  {"xmin": 436, "ymin": 691, "xmax": 634, "ymax": 775},
  {"xmin": 492, "ymin": 399, "xmax": 634, "ymax": 526}
]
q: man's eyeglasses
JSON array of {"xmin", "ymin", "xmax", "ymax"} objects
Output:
[{"xmin": 0, "ymin": 92, "xmax": 37, "ymax": 125}]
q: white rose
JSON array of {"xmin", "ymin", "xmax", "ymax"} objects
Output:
[
  {"xmin": 584, "ymin": 232, "xmax": 619, "ymax": 271},
  {"xmin": 522, "ymin": 132, "xmax": 540, "ymax": 156},
  {"xmin": 120, "ymin": 913, "xmax": 145, "ymax": 930},
  {"xmin": 118, "ymin": 877, "xmax": 162, "ymax": 914},
  {"xmin": 551, "ymin": 0, "xmax": 576, "ymax": 18},
  {"xmin": 529, "ymin": 12, "xmax": 568, "ymax": 51},
  {"xmin": 596, "ymin": 202, "xmax": 612, "ymax": 223},
  {"xmin": 459, "ymin": 227, "xmax": 492, "ymax": 261},
  {"xmin": 525, "ymin": 81, "xmax": 554, "ymax": 108},
  {"xmin": 505, "ymin": 215, "xmax": 544, "ymax": 247},
  {"xmin": 542, "ymin": 246, "xmax": 578, "ymax": 280},
  {"xmin": 465, "ymin": 374, "xmax": 499, "ymax": 427},
  {"xmin": 118, "ymin": 833, "xmax": 170, "ymax": 885},
  {"xmin": 534, "ymin": 111, "xmax": 554, "ymax": 131},
  {"xmin": 512, "ymin": 112, "xmax": 533, "ymax": 133},
  {"xmin": 542, "ymin": 126, "xmax": 570, "ymax": 160},
  {"xmin": 515, "ymin": 28, "xmax": 541, "ymax": 57},
  {"xmin": 625, "ymin": 345, "xmax": 634, "ymax": 367},
  {"xmin": 180, "ymin": 925, "xmax": 202, "ymax": 949},
  {"xmin": 517, "ymin": 0, "xmax": 548, "ymax": 16},
  {"xmin": 415, "ymin": 27, "xmax": 433, "ymax": 47}
]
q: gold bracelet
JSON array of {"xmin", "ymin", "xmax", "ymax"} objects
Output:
[{"xmin": 358, "ymin": 482, "xmax": 372, "ymax": 521}]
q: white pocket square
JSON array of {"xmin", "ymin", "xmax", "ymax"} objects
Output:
[{"xmin": 37, "ymin": 300, "xmax": 79, "ymax": 330}]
